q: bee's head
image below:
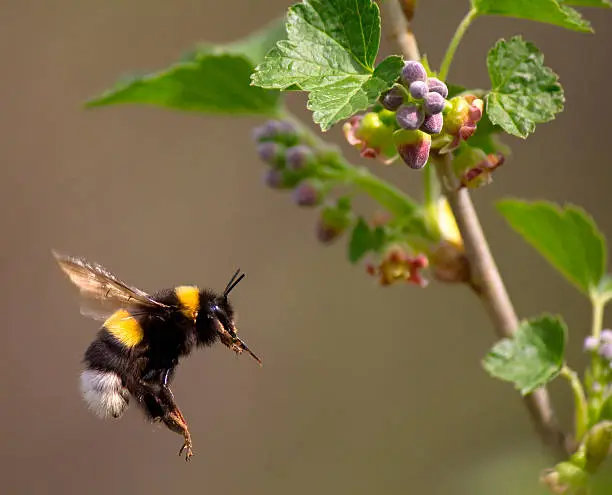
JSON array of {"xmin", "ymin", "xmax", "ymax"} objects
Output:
[{"xmin": 197, "ymin": 269, "xmax": 262, "ymax": 366}]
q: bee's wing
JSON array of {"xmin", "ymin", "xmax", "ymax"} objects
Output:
[{"xmin": 53, "ymin": 251, "xmax": 170, "ymax": 321}]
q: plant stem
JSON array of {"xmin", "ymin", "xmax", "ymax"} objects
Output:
[
  {"xmin": 345, "ymin": 167, "xmax": 419, "ymax": 217},
  {"xmin": 561, "ymin": 365, "xmax": 589, "ymax": 442},
  {"xmin": 438, "ymin": 8, "xmax": 478, "ymax": 81},
  {"xmin": 591, "ymin": 296, "xmax": 605, "ymax": 341},
  {"xmin": 387, "ymin": 0, "xmax": 570, "ymax": 459},
  {"xmin": 588, "ymin": 297, "xmax": 605, "ymax": 401},
  {"xmin": 422, "ymin": 162, "xmax": 442, "ymax": 240},
  {"xmin": 385, "ymin": 0, "xmax": 420, "ymax": 61},
  {"xmin": 434, "ymin": 154, "xmax": 569, "ymax": 458}
]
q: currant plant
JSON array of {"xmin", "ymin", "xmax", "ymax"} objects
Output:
[{"xmin": 86, "ymin": 0, "xmax": 612, "ymax": 492}]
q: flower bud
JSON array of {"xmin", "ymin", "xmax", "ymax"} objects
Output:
[
  {"xmin": 263, "ymin": 168, "xmax": 285, "ymax": 189},
  {"xmin": 584, "ymin": 421, "xmax": 612, "ymax": 473},
  {"xmin": 257, "ymin": 142, "xmax": 285, "ymax": 167},
  {"xmin": 426, "ymin": 77, "xmax": 448, "ymax": 98},
  {"xmin": 396, "ymin": 104, "xmax": 425, "ymax": 130},
  {"xmin": 437, "ymin": 197, "xmax": 463, "ymax": 248},
  {"xmin": 456, "ymin": 150, "xmax": 505, "ymax": 189},
  {"xmin": 420, "ymin": 113, "xmax": 443, "ymax": 135},
  {"xmin": 380, "ymin": 86, "xmax": 404, "ymax": 111},
  {"xmin": 409, "ymin": 81, "xmax": 428, "ymax": 100},
  {"xmin": 423, "ymin": 92, "xmax": 445, "ymax": 115},
  {"xmin": 601, "ymin": 329, "xmax": 612, "ymax": 343},
  {"xmin": 285, "ymin": 145, "xmax": 315, "ymax": 172},
  {"xmin": 293, "ymin": 180, "xmax": 322, "ymax": 207},
  {"xmin": 317, "ymin": 200, "xmax": 352, "ymax": 244},
  {"xmin": 393, "ymin": 129, "xmax": 431, "ymax": 169},
  {"xmin": 253, "ymin": 119, "xmax": 298, "ymax": 144},
  {"xmin": 401, "ymin": 61, "xmax": 427, "ymax": 85},
  {"xmin": 540, "ymin": 469, "xmax": 566, "ymax": 495},
  {"xmin": 584, "ymin": 336, "xmax": 599, "ymax": 352},
  {"xmin": 430, "ymin": 240, "xmax": 470, "ymax": 284},
  {"xmin": 555, "ymin": 462, "xmax": 589, "ymax": 488},
  {"xmin": 599, "ymin": 342, "xmax": 612, "ymax": 360}
]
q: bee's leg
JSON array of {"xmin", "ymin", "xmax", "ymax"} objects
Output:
[
  {"xmin": 162, "ymin": 405, "xmax": 193, "ymax": 461},
  {"xmin": 154, "ymin": 386, "xmax": 194, "ymax": 461}
]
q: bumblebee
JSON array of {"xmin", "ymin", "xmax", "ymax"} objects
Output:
[{"xmin": 53, "ymin": 251, "xmax": 261, "ymax": 461}]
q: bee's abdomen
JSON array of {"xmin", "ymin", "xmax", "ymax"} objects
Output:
[
  {"xmin": 80, "ymin": 368, "xmax": 129, "ymax": 419},
  {"xmin": 81, "ymin": 330, "xmax": 137, "ymax": 419}
]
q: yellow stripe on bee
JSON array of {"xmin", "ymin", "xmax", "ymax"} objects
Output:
[
  {"xmin": 104, "ymin": 309, "xmax": 144, "ymax": 347},
  {"xmin": 175, "ymin": 286, "xmax": 200, "ymax": 321}
]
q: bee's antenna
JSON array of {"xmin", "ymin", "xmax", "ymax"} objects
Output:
[{"xmin": 223, "ymin": 269, "xmax": 245, "ymax": 298}]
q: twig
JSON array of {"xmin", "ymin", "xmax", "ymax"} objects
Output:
[
  {"xmin": 384, "ymin": 0, "xmax": 420, "ymax": 61},
  {"xmin": 435, "ymin": 155, "xmax": 570, "ymax": 459},
  {"xmin": 386, "ymin": 0, "xmax": 571, "ymax": 460}
]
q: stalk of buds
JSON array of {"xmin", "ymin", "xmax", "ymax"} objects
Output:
[{"xmin": 253, "ymin": 119, "xmax": 352, "ymax": 244}]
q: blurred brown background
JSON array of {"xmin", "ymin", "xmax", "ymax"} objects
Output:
[{"xmin": 1, "ymin": 1, "xmax": 611, "ymax": 493}]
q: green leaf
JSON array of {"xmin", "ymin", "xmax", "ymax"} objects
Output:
[
  {"xmin": 601, "ymin": 395, "xmax": 612, "ymax": 421},
  {"xmin": 497, "ymin": 199, "xmax": 606, "ymax": 295},
  {"xmin": 471, "ymin": 0, "xmax": 593, "ymax": 32},
  {"xmin": 486, "ymin": 36, "xmax": 565, "ymax": 138},
  {"xmin": 224, "ymin": 17, "xmax": 288, "ymax": 65},
  {"xmin": 563, "ymin": 0, "xmax": 611, "ymax": 8},
  {"xmin": 482, "ymin": 315, "xmax": 567, "ymax": 395},
  {"xmin": 86, "ymin": 53, "xmax": 280, "ymax": 115},
  {"xmin": 307, "ymin": 56, "xmax": 403, "ymax": 131},
  {"xmin": 86, "ymin": 19, "xmax": 288, "ymax": 115},
  {"xmin": 251, "ymin": 0, "xmax": 402, "ymax": 131},
  {"xmin": 348, "ymin": 218, "xmax": 385, "ymax": 263}
]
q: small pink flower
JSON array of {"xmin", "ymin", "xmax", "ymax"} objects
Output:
[
  {"xmin": 342, "ymin": 113, "xmax": 398, "ymax": 164},
  {"xmin": 367, "ymin": 247, "xmax": 429, "ymax": 287}
]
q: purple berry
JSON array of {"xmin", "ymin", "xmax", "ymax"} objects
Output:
[
  {"xmin": 396, "ymin": 104, "xmax": 425, "ymax": 131},
  {"xmin": 584, "ymin": 336, "xmax": 599, "ymax": 352},
  {"xmin": 263, "ymin": 169, "xmax": 284, "ymax": 189},
  {"xmin": 401, "ymin": 61, "xmax": 427, "ymax": 85},
  {"xmin": 423, "ymin": 92, "xmax": 446, "ymax": 116},
  {"xmin": 380, "ymin": 87, "xmax": 404, "ymax": 111},
  {"xmin": 420, "ymin": 113, "xmax": 443, "ymax": 135},
  {"xmin": 409, "ymin": 81, "xmax": 428, "ymax": 100},
  {"xmin": 286, "ymin": 145, "xmax": 314, "ymax": 171},
  {"xmin": 293, "ymin": 181, "xmax": 321, "ymax": 207},
  {"xmin": 427, "ymin": 77, "xmax": 449, "ymax": 98}
]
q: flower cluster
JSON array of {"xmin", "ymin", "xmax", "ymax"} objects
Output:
[
  {"xmin": 253, "ymin": 119, "xmax": 352, "ymax": 244},
  {"xmin": 434, "ymin": 94, "xmax": 484, "ymax": 154},
  {"xmin": 584, "ymin": 330, "xmax": 612, "ymax": 364},
  {"xmin": 344, "ymin": 60, "xmax": 485, "ymax": 171}
]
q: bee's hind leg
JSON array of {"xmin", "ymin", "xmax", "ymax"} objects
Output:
[
  {"xmin": 138, "ymin": 380, "xmax": 194, "ymax": 461},
  {"xmin": 165, "ymin": 408, "xmax": 193, "ymax": 461}
]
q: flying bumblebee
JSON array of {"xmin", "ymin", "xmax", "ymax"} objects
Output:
[{"xmin": 53, "ymin": 251, "xmax": 261, "ymax": 461}]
